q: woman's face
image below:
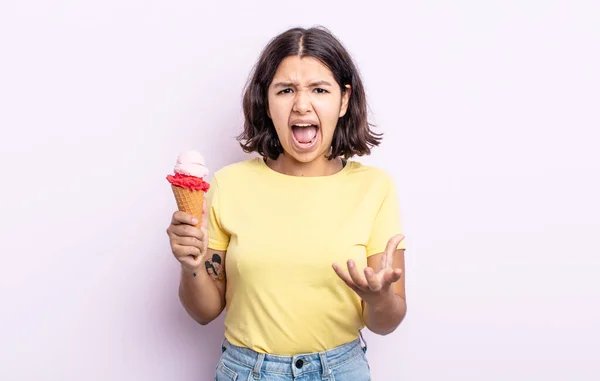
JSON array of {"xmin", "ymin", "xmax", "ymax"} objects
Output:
[{"xmin": 267, "ymin": 56, "xmax": 350, "ymax": 164}]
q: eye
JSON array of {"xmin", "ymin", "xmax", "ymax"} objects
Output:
[
  {"xmin": 277, "ymin": 88, "xmax": 293, "ymax": 94},
  {"xmin": 314, "ymin": 88, "xmax": 329, "ymax": 94}
]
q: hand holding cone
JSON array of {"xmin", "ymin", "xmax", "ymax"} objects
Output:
[{"xmin": 166, "ymin": 150, "xmax": 210, "ymax": 260}]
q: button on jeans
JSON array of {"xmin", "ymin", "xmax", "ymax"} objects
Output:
[{"xmin": 214, "ymin": 337, "xmax": 371, "ymax": 380}]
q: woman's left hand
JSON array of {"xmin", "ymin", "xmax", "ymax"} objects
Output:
[{"xmin": 332, "ymin": 234, "xmax": 405, "ymax": 305}]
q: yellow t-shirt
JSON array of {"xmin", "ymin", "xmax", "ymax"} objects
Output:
[{"xmin": 206, "ymin": 157, "xmax": 406, "ymax": 355}]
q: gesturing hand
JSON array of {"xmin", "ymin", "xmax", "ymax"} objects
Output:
[{"xmin": 332, "ymin": 234, "xmax": 405, "ymax": 305}]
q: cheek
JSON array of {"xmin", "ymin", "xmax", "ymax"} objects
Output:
[
  {"xmin": 314, "ymin": 102, "xmax": 341, "ymax": 131},
  {"xmin": 268, "ymin": 100, "xmax": 292, "ymax": 127}
]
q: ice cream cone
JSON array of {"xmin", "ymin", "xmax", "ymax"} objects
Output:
[{"xmin": 171, "ymin": 184, "xmax": 204, "ymax": 229}]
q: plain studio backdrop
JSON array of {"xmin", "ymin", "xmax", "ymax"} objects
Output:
[{"xmin": 1, "ymin": 1, "xmax": 599, "ymax": 380}]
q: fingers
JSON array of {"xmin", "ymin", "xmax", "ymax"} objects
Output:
[
  {"xmin": 167, "ymin": 223, "xmax": 204, "ymax": 240},
  {"xmin": 332, "ymin": 263, "xmax": 358, "ymax": 291},
  {"xmin": 178, "ymin": 252, "xmax": 203, "ymax": 269},
  {"xmin": 346, "ymin": 260, "xmax": 369, "ymax": 289},
  {"xmin": 200, "ymin": 226, "xmax": 209, "ymax": 253},
  {"xmin": 170, "ymin": 233, "xmax": 206, "ymax": 259},
  {"xmin": 383, "ymin": 233, "xmax": 405, "ymax": 268},
  {"xmin": 172, "ymin": 243, "xmax": 202, "ymax": 258},
  {"xmin": 381, "ymin": 267, "xmax": 403, "ymax": 285},
  {"xmin": 167, "ymin": 210, "xmax": 207, "ymax": 262},
  {"xmin": 171, "ymin": 211, "xmax": 199, "ymax": 226},
  {"xmin": 364, "ymin": 267, "xmax": 382, "ymax": 291},
  {"xmin": 333, "ymin": 261, "xmax": 402, "ymax": 296},
  {"xmin": 333, "ymin": 261, "xmax": 372, "ymax": 291},
  {"xmin": 174, "ymin": 236, "xmax": 204, "ymax": 249}
]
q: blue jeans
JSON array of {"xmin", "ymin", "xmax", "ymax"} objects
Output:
[{"xmin": 214, "ymin": 336, "xmax": 371, "ymax": 380}]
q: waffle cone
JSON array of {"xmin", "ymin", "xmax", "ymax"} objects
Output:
[{"xmin": 171, "ymin": 185, "xmax": 204, "ymax": 228}]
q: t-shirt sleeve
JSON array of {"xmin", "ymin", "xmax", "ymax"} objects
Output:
[
  {"xmin": 366, "ymin": 175, "xmax": 407, "ymax": 257},
  {"xmin": 206, "ymin": 176, "xmax": 230, "ymax": 251}
]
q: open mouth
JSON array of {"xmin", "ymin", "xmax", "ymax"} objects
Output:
[{"xmin": 291, "ymin": 123, "xmax": 319, "ymax": 148}]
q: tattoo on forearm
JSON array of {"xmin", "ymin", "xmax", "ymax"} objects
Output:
[{"xmin": 205, "ymin": 253, "xmax": 225, "ymax": 281}]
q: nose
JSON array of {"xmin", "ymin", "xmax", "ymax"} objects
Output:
[{"xmin": 292, "ymin": 90, "xmax": 312, "ymax": 114}]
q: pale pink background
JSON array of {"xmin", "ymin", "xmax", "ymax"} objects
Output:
[{"xmin": 1, "ymin": 1, "xmax": 599, "ymax": 380}]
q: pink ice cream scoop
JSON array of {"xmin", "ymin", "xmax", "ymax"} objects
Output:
[
  {"xmin": 166, "ymin": 150, "xmax": 210, "ymax": 192},
  {"xmin": 174, "ymin": 150, "xmax": 209, "ymax": 178}
]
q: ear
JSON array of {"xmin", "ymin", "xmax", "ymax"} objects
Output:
[{"xmin": 339, "ymin": 84, "xmax": 351, "ymax": 118}]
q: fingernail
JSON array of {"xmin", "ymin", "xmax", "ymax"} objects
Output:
[
  {"xmin": 348, "ymin": 260, "xmax": 354, "ymax": 268},
  {"xmin": 191, "ymin": 218, "xmax": 198, "ymax": 224}
]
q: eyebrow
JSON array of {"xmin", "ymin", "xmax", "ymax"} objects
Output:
[{"xmin": 272, "ymin": 80, "xmax": 334, "ymax": 88}]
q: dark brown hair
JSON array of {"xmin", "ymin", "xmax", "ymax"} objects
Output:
[{"xmin": 237, "ymin": 26, "xmax": 382, "ymax": 160}]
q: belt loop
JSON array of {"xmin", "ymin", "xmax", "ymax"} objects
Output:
[
  {"xmin": 252, "ymin": 353, "xmax": 265, "ymax": 380},
  {"xmin": 359, "ymin": 330, "xmax": 368, "ymax": 353},
  {"xmin": 319, "ymin": 352, "xmax": 331, "ymax": 379}
]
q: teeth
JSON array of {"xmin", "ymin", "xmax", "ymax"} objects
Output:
[{"xmin": 294, "ymin": 123, "xmax": 313, "ymax": 127}]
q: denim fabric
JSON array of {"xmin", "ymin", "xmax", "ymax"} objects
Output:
[{"xmin": 214, "ymin": 337, "xmax": 370, "ymax": 381}]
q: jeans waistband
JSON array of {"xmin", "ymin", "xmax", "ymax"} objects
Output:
[{"xmin": 220, "ymin": 334, "xmax": 367, "ymax": 378}]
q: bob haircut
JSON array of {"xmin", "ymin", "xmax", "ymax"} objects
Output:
[{"xmin": 237, "ymin": 26, "xmax": 382, "ymax": 160}]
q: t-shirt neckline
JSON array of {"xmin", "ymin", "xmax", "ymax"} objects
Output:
[{"xmin": 256, "ymin": 157, "xmax": 352, "ymax": 180}]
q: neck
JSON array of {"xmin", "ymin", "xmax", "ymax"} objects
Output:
[{"xmin": 266, "ymin": 154, "xmax": 344, "ymax": 177}]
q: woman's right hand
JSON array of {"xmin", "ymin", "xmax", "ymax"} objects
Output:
[{"xmin": 166, "ymin": 199, "xmax": 208, "ymax": 272}]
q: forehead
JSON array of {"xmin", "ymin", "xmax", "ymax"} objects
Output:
[{"xmin": 272, "ymin": 56, "xmax": 335, "ymax": 81}]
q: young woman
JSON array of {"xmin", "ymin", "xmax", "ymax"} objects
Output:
[{"xmin": 166, "ymin": 26, "xmax": 407, "ymax": 380}]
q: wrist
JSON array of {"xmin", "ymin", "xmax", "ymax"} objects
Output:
[{"xmin": 181, "ymin": 263, "xmax": 203, "ymax": 277}]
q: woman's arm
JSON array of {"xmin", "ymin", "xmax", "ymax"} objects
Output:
[
  {"xmin": 362, "ymin": 248, "xmax": 407, "ymax": 335},
  {"xmin": 332, "ymin": 234, "xmax": 407, "ymax": 335},
  {"xmin": 179, "ymin": 248, "xmax": 227, "ymax": 325}
]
